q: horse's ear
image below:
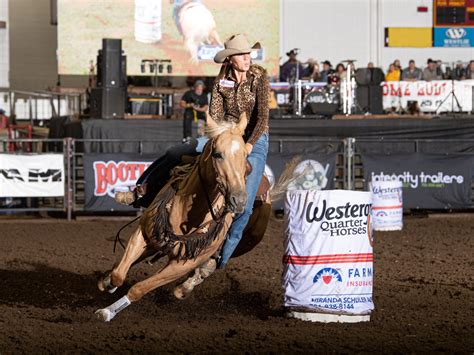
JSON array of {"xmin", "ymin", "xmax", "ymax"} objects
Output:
[{"xmin": 236, "ymin": 112, "xmax": 248, "ymax": 135}]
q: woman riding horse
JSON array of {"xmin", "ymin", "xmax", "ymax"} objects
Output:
[{"xmin": 118, "ymin": 34, "xmax": 270, "ymax": 270}]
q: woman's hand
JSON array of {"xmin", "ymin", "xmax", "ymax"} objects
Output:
[{"xmin": 245, "ymin": 143, "xmax": 253, "ymax": 155}]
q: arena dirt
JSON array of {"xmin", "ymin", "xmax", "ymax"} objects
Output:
[{"xmin": 0, "ymin": 215, "xmax": 472, "ymax": 353}]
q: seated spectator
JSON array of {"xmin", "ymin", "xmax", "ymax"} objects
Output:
[
  {"xmin": 422, "ymin": 58, "xmax": 442, "ymax": 81},
  {"xmin": 301, "ymin": 58, "xmax": 321, "ymax": 82},
  {"xmin": 401, "ymin": 60, "xmax": 422, "ymax": 81},
  {"xmin": 0, "ymin": 109, "xmax": 8, "ymax": 129},
  {"xmin": 394, "ymin": 59, "xmax": 402, "ymax": 71},
  {"xmin": 385, "ymin": 63, "xmax": 400, "ymax": 81},
  {"xmin": 319, "ymin": 60, "xmax": 334, "ymax": 83},
  {"xmin": 335, "ymin": 63, "xmax": 346, "ymax": 80},
  {"xmin": 451, "ymin": 61, "xmax": 466, "ymax": 80},
  {"xmin": 465, "ymin": 60, "xmax": 474, "ymax": 80},
  {"xmin": 280, "ymin": 49, "xmax": 304, "ymax": 82}
]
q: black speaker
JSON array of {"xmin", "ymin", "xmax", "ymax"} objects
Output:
[
  {"xmin": 90, "ymin": 87, "xmax": 126, "ymax": 119},
  {"xmin": 356, "ymin": 85, "xmax": 383, "ymax": 114},
  {"xmin": 355, "ymin": 68, "xmax": 385, "ymax": 86},
  {"xmin": 97, "ymin": 39, "xmax": 127, "ymax": 88}
]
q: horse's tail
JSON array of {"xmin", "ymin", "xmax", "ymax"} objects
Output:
[{"xmin": 269, "ymin": 155, "xmax": 310, "ymax": 203}]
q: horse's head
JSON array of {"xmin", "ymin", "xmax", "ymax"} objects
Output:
[{"xmin": 206, "ymin": 112, "xmax": 248, "ymax": 214}]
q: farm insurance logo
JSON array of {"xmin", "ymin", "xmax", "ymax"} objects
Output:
[{"xmin": 313, "ymin": 268, "xmax": 343, "ymax": 285}]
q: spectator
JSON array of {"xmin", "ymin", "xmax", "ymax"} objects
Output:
[
  {"xmin": 393, "ymin": 59, "xmax": 402, "ymax": 71},
  {"xmin": 179, "ymin": 80, "xmax": 208, "ymax": 141},
  {"xmin": 367, "ymin": 62, "xmax": 374, "ymax": 69},
  {"xmin": 280, "ymin": 49, "xmax": 304, "ymax": 82},
  {"xmin": 319, "ymin": 60, "xmax": 334, "ymax": 83},
  {"xmin": 335, "ymin": 63, "xmax": 346, "ymax": 80},
  {"xmin": 451, "ymin": 61, "xmax": 466, "ymax": 80},
  {"xmin": 422, "ymin": 58, "xmax": 442, "ymax": 81},
  {"xmin": 301, "ymin": 58, "xmax": 321, "ymax": 81},
  {"xmin": 0, "ymin": 109, "xmax": 8, "ymax": 129},
  {"xmin": 401, "ymin": 60, "xmax": 422, "ymax": 81},
  {"xmin": 465, "ymin": 60, "xmax": 474, "ymax": 80},
  {"xmin": 385, "ymin": 63, "xmax": 400, "ymax": 81}
]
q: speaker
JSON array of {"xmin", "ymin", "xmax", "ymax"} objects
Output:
[
  {"xmin": 355, "ymin": 68, "xmax": 385, "ymax": 86},
  {"xmin": 356, "ymin": 85, "xmax": 383, "ymax": 114},
  {"xmin": 97, "ymin": 39, "xmax": 127, "ymax": 88},
  {"xmin": 303, "ymin": 102, "xmax": 339, "ymax": 116},
  {"xmin": 90, "ymin": 87, "xmax": 126, "ymax": 119}
]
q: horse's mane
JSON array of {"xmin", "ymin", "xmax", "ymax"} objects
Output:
[{"xmin": 205, "ymin": 120, "xmax": 237, "ymax": 139}]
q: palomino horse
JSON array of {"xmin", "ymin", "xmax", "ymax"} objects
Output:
[{"xmin": 95, "ymin": 114, "xmax": 249, "ymax": 322}]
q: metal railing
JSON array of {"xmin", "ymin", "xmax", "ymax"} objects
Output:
[{"xmin": 1, "ymin": 137, "xmax": 473, "ymax": 219}]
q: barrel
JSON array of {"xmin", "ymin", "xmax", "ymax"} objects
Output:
[
  {"xmin": 369, "ymin": 180, "xmax": 403, "ymax": 231},
  {"xmin": 134, "ymin": 0, "xmax": 162, "ymax": 44},
  {"xmin": 283, "ymin": 189, "xmax": 374, "ymax": 323}
]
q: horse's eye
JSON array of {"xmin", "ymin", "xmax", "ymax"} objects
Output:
[{"xmin": 212, "ymin": 151, "xmax": 223, "ymax": 159}]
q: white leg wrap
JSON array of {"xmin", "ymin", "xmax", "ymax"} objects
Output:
[{"xmin": 95, "ymin": 295, "xmax": 131, "ymax": 322}]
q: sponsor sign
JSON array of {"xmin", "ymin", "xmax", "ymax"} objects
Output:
[
  {"xmin": 0, "ymin": 154, "xmax": 65, "ymax": 197},
  {"xmin": 363, "ymin": 154, "xmax": 473, "ymax": 209},
  {"xmin": 369, "ymin": 180, "xmax": 403, "ymax": 231},
  {"xmin": 434, "ymin": 27, "xmax": 474, "ymax": 47},
  {"xmin": 283, "ymin": 190, "xmax": 374, "ymax": 315},
  {"xmin": 83, "ymin": 153, "xmax": 156, "ymax": 211},
  {"xmin": 382, "ymin": 80, "xmax": 474, "ymax": 113},
  {"xmin": 266, "ymin": 152, "xmax": 337, "ymax": 210}
]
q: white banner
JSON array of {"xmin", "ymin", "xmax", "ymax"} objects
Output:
[
  {"xmin": 370, "ymin": 180, "xmax": 403, "ymax": 231},
  {"xmin": 283, "ymin": 190, "xmax": 374, "ymax": 316},
  {"xmin": 382, "ymin": 80, "xmax": 474, "ymax": 113},
  {"xmin": 0, "ymin": 154, "xmax": 65, "ymax": 197}
]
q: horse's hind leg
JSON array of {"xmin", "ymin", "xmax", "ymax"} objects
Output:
[{"xmin": 98, "ymin": 226, "xmax": 147, "ymax": 293}]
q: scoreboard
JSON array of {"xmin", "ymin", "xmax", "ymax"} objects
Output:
[{"xmin": 434, "ymin": 0, "xmax": 474, "ymax": 26}]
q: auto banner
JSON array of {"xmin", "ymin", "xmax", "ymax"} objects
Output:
[
  {"xmin": 363, "ymin": 154, "xmax": 473, "ymax": 209},
  {"xmin": 0, "ymin": 154, "xmax": 65, "ymax": 197}
]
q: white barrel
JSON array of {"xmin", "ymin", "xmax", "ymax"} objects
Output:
[
  {"xmin": 283, "ymin": 189, "xmax": 374, "ymax": 323},
  {"xmin": 134, "ymin": 0, "xmax": 162, "ymax": 44},
  {"xmin": 369, "ymin": 180, "xmax": 403, "ymax": 231}
]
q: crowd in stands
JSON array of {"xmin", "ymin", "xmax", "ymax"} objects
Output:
[{"xmin": 280, "ymin": 50, "xmax": 474, "ymax": 83}]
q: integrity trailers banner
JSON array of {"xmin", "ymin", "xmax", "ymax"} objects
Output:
[
  {"xmin": 363, "ymin": 154, "xmax": 473, "ymax": 209},
  {"xmin": 0, "ymin": 154, "xmax": 65, "ymax": 197},
  {"xmin": 283, "ymin": 190, "xmax": 374, "ymax": 316},
  {"xmin": 83, "ymin": 153, "xmax": 156, "ymax": 211}
]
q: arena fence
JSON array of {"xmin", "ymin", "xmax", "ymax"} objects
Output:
[{"xmin": 1, "ymin": 137, "xmax": 473, "ymax": 219}]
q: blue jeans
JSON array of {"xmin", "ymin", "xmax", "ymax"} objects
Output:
[{"xmin": 197, "ymin": 134, "xmax": 269, "ymax": 268}]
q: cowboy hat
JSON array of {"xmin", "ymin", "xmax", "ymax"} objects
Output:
[{"xmin": 214, "ymin": 34, "xmax": 261, "ymax": 63}]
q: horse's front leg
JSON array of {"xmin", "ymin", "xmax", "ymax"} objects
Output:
[
  {"xmin": 98, "ymin": 226, "xmax": 148, "ymax": 293},
  {"xmin": 95, "ymin": 237, "xmax": 224, "ymax": 322}
]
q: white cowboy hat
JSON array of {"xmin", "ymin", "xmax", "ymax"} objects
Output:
[{"xmin": 214, "ymin": 34, "xmax": 261, "ymax": 63}]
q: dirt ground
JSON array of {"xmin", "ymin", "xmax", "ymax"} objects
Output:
[{"xmin": 0, "ymin": 214, "xmax": 472, "ymax": 353}]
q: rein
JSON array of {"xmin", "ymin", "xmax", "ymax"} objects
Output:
[{"xmin": 197, "ymin": 158, "xmax": 221, "ymax": 222}]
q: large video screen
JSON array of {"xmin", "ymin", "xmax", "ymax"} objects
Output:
[{"xmin": 58, "ymin": 0, "xmax": 280, "ymax": 77}]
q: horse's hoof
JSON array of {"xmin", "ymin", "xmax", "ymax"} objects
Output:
[
  {"xmin": 173, "ymin": 285, "xmax": 190, "ymax": 300},
  {"xmin": 98, "ymin": 275, "xmax": 118, "ymax": 294},
  {"xmin": 95, "ymin": 308, "xmax": 114, "ymax": 322}
]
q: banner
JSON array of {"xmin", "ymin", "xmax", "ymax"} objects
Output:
[
  {"xmin": 265, "ymin": 152, "xmax": 337, "ymax": 210},
  {"xmin": 434, "ymin": 27, "xmax": 474, "ymax": 48},
  {"xmin": 369, "ymin": 180, "xmax": 403, "ymax": 231},
  {"xmin": 382, "ymin": 80, "xmax": 474, "ymax": 113},
  {"xmin": 363, "ymin": 154, "xmax": 473, "ymax": 209},
  {"xmin": 283, "ymin": 190, "xmax": 374, "ymax": 316},
  {"xmin": 83, "ymin": 153, "xmax": 157, "ymax": 211},
  {"xmin": 0, "ymin": 154, "xmax": 65, "ymax": 197}
]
